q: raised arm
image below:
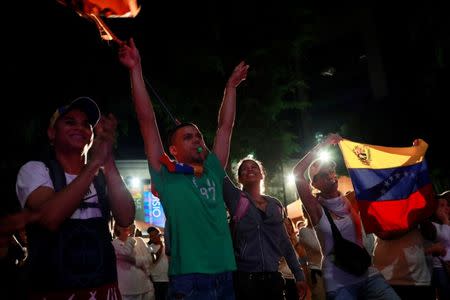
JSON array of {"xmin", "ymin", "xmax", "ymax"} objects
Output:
[
  {"xmin": 292, "ymin": 134, "xmax": 341, "ymax": 225},
  {"xmin": 118, "ymin": 38, "xmax": 164, "ymax": 171},
  {"xmin": 213, "ymin": 61, "xmax": 249, "ymax": 167},
  {"xmin": 98, "ymin": 114, "xmax": 135, "ymax": 227}
]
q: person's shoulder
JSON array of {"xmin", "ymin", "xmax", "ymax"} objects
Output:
[
  {"xmin": 134, "ymin": 236, "xmax": 148, "ymax": 246},
  {"xmin": 205, "ymin": 152, "xmax": 218, "ymax": 163},
  {"xmin": 264, "ymin": 195, "xmax": 285, "ymax": 215},
  {"xmin": 205, "ymin": 153, "xmax": 226, "ymax": 174},
  {"xmin": 223, "ymin": 176, "xmax": 239, "ymax": 190},
  {"xmin": 18, "ymin": 161, "xmax": 48, "ymax": 175},
  {"xmin": 264, "ymin": 195, "xmax": 283, "ymax": 206},
  {"xmin": 20, "ymin": 160, "xmax": 47, "ymax": 169}
]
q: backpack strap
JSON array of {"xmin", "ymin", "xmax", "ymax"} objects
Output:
[
  {"xmin": 92, "ymin": 169, "xmax": 111, "ymax": 222},
  {"xmin": 321, "ymin": 205, "xmax": 344, "ymax": 241},
  {"xmin": 233, "ymin": 192, "xmax": 251, "ymax": 223},
  {"xmin": 233, "ymin": 193, "xmax": 284, "ymax": 222},
  {"xmin": 45, "ymin": 159, "xmax": 66, "ymax": 192},
  {"xmin": 44, "ymin": 160, "xmax": 110, "ymax": 221}
]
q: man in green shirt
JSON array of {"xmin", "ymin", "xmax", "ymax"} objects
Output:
[{"xmin": 118, "ymin": 38, "xmax": 249, "ymax": 300}]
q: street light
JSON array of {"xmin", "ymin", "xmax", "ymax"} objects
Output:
[
  {"xmin": 286, "ymin": 173, "xmax": 296, "ymax": 186},
  {"xmin": 318, "ymin": 150, "xmax": 332, "ymax": 162},
  {"xmin": 130, "ymin": 177, "xmax": 141, "ymax": 189}
]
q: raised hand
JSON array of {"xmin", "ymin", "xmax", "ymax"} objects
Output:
[
  {"xmin": 118, "ymin": 38, "xmax": 141, "ymax": 70},
  {"xmin": 226, "ymin": 61, "xmax": 250, "ymax": 88},
  {"xmin": 323, "ymin": 133, "xmax": 342, "ymax": 145}
]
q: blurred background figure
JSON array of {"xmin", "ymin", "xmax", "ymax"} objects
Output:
[
  {"xmin": 113, "ymin": 222, "xmax": 155, "ymax": 300},
  {"xmin": 420, "ymin": 190, "xmax": 450, "ymax": 300},
  {"xmin": 279, "ymin": 216, "xmax": 310, "ymax": 300},
  {"xmin": 297, "ymin": 210, "xmax": 326, "ymax": 300},
  {"xmin": 147, "ymin": 226, "xmax": 169, "ymax": 300}
]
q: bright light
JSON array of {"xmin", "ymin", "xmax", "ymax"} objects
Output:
[
  {"xmin": 318, "ymin": 150, "xmax": 332, "ymax": 162},
  {"xmin": 286, "ymin": 174, "xmax": 296, "ymax": 186},
  {"xmin": 130, "ymin": 177, "xmax": 141, "ymax": 189},
  {"xmin": 246, "ymin": 153, "xmax": 254, "ymax": 159}
]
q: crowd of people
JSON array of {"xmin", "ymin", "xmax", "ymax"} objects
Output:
[{"xmin": 0, "ymin": 37, "xmax": 449, "ymax": 300}]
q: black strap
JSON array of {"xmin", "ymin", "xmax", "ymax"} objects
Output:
[
  {"xmin": 44, "ymin": 160, "xmax": 110, "ymax": 221},
  {"xmin": 321, "ymin": 205, "xmax": 345, "ymax": 241},
  {"xmin": 92, "ymin": 169, "xmax": 111, "ymax": 221},
  {"xmin": 46, "ymin": 159, "xmax": 66, "ymax": 192}
]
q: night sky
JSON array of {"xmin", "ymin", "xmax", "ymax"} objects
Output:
[{"xmin": 3, "ymin": 2, "xmax": 450, "ymax": 193}]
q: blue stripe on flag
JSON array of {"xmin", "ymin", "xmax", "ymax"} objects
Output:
[{"xmin": 347, "ymin": 160, "xmax": 431, "ymax": 201}]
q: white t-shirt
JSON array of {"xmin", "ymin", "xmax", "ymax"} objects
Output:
[
  {"xmin": 298, "ymin": 226, "xmax": 323, "ymax": 270},
  {"xmin": 148, "ymin": 243, "xmax": 169, "ymax": 282},
  {"xmin": 431, "ymin": 222, "xmax": 450, "ymax": 268},
  {"xmin": 112, "ymin": 237, "xmax": 154, "ymax": 296},
  {"xmin": 16, "ymin": 161, "xmax": 102, "ymax": 219},
  {"xmin": 373, "ymin": 228, "xmax": 432, "ymax": 286},
  {"xmin": 314, "ymin": 195, "xmax": 378, "ymax": 292}
]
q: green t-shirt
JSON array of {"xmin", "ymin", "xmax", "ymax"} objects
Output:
[{"xmin": 150, "ymin": 153, "xmax": 236, "ymax": 275}]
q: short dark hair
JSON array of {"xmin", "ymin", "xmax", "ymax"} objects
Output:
[
  {"xmin": 437, "ymin": 190, "xmax": 450, "ymax": 204},
  {"xmin": 166, "ymin": 122, "xmax": 198, "ymax": 147},
  {"xmin": 147, "ymin": 226, "xmax": 160, "ymax": 234}
]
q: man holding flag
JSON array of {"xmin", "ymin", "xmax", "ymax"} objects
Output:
[
  {"xmin": 293, "ymin": 133, "xmax": 399, "ymax": 299},
  {"xmin": 339, "ymin": 138, "xmax": 437, "ymax": 300}
]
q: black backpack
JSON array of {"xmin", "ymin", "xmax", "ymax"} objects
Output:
[{"xmin": 26, "ymin": 160, "xmax": 117, "ymax": 291}]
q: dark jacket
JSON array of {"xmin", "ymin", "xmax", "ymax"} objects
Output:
[{"xmin": 223, "ymin": 178, "xmax": 304, "ymax": 281}]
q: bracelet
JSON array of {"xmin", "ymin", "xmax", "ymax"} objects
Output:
[{"xmin": 298, "ymin": 256, "xmax": 308, "ymax": 267}]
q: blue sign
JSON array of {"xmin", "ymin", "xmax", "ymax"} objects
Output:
[{"xmin": 143, "ymin": 189, "xmax": 166, "ymax": 228}]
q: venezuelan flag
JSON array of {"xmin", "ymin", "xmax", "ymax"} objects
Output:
[{"xmin": 339, "ymin": 139, "xmax": 436, "ymax": 239}]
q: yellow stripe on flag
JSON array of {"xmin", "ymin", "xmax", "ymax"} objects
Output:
[{"xmin": 338, "ymin": 139, "xmax": 428, "ymax": 169}]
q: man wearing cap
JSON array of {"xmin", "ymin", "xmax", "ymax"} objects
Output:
[
  {"xmin": 16, "ymin": 97, "xmax": 136, "ymax": 299},
  {"xmin": 293, "ymin": 134, "xmax": 399, "ymax": 300},
  {"xmin": 118, "ymin": 38, "xmax": 248, "ymax": 299}
]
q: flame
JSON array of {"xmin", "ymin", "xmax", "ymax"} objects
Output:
[
  {"xmin": 57, "ymin": 0, "xmax": 140, "ymax": 44},
  {"xmin": 57, "ymin": 0, "xmax": 140, "ymax": 18}
]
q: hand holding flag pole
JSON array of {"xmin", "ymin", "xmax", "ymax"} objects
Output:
[{"xmin": 86, "ymin": 13, "xmax": 124, "ymax": 45}]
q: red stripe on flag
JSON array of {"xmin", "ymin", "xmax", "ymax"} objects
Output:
[{"xmin": 358, "ymin": 184, "xmax": 436, "ymax": 238}]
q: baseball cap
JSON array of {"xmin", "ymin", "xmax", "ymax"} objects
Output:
[
  {"xmin": 307, "ymin": 159, "xmax": 337, "ymax": 183},
  {"xmin": 49, "ymin": 96, "xmax": 101, "ymax": 128}
]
